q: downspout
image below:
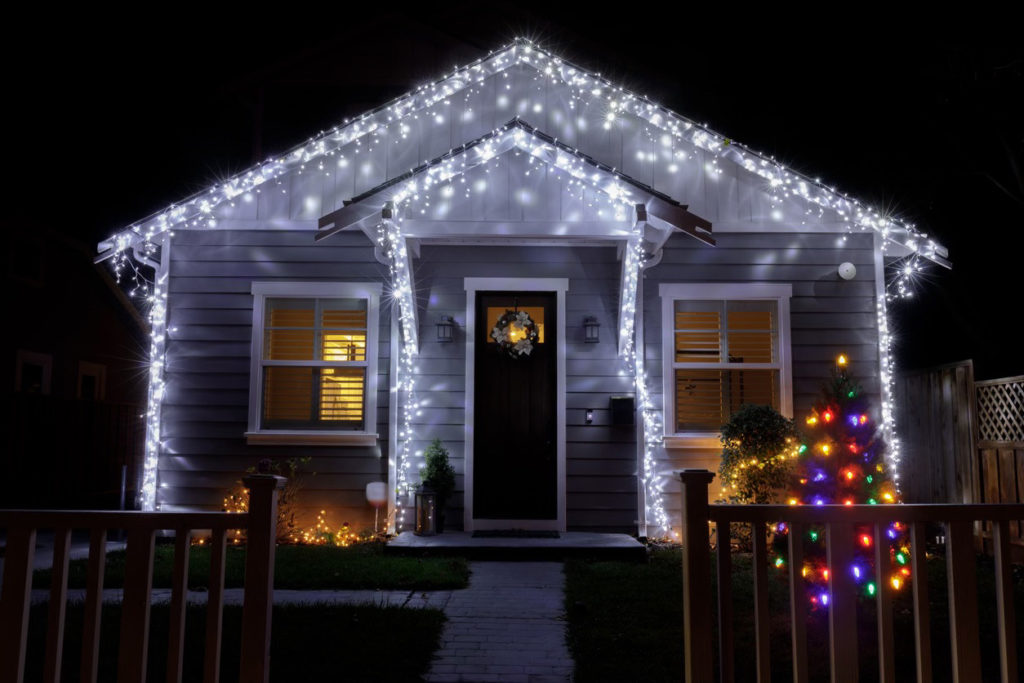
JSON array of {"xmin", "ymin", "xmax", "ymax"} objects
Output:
[
  {"xmin": 634, "ymin": 248, "xmax": 663, "ymax": 539},
  {"xmin": 872, "ymin": 232, "xmax": 902, "ymax": 492}
]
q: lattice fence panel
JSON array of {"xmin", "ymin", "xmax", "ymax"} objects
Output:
[{"xmin": 975, "ymin": 377, "xmax": 1024, "ymax": 443}]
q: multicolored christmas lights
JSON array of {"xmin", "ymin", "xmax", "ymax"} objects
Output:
[{"xmin": 781, "ymin": 355, "xmax": 911, "ymax": 606}]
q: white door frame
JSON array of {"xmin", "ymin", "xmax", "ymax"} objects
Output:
[{"xmin": 463, "ymin": 277, "xmax": 568, "ymax": 532}]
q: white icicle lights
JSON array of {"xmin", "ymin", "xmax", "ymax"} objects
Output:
[{"xmin": 103, "ymin": 38, "xmax": 943, "ymax": 515}]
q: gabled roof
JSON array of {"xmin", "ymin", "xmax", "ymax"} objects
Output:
[
  {"xmin": 316, "ymin": 118, "xmax": 713, "ymax": 246},
  {"xmin": 98, "ymin": 38, "xmax": 948, "ymax": 269}
]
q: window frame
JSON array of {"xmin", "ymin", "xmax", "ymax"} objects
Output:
[
  {"xmin": 246, "ymin": 281, "xmax": 381, "ymax": 446},
  {"xmin": 659, "ymin": 283, "xmax": 793, "ymax": 448}
]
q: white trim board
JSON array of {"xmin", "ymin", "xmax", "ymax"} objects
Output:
[
  {"xmin": 247, "ymin": 281, "xmax": 383, "ymax": 443},
  {"xmin": 463, "ymin": 277, "xmax": 569, "ymax": 533},
  {"xmin": 658, "ymin": 282, "xmax": 793, "ymax": 448}
]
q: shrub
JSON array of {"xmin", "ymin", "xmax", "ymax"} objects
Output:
[
  {"xmin": 718, "ymin": 404, "xmax": 799, "ymax": 504},
  {"xmin": 420, "ymin": 439, "xmax": 456, "ymax": 508}
]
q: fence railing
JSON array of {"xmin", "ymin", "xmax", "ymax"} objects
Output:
[
  {"xmin": 0, "ymin": 474, "xmax": 284, "ymax": 683},
  {"xmin": 679, "ymin": 469, "xmax": 1024, "ymax": 683}
]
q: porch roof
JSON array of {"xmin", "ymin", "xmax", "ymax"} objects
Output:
[{"xmin": 316, "ymin": 118, "xmax": 714, "ymax": 248}]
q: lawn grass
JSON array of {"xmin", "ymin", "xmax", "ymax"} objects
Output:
[
  {"xmin": 33, "ymin": 542, "xmax": 470, "ymax": 591},
  {"xmin": 23, "ymin": 602, "xmax": 444, "ymax": 682},
  {"xmin": 566, "ymin": 547, "xmax": 1024, "ymax": 682}
]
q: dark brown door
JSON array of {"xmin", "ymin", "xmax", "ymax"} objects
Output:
[{"xmin": 474, "ymin": 292, "xmax": 557, "ymax": 520}]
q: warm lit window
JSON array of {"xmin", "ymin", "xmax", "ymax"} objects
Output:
[
  {"xmin": 660, "ymin": 284, "xmax": 792, "ymax": 445},
  {"xmin": 248, "ymin": 283, "xmax": 380, "ymax": 441}
]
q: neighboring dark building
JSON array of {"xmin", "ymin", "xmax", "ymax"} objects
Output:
[{"xmin": 3, "ymin": 228, "xmax": 146, "ymax": 508}]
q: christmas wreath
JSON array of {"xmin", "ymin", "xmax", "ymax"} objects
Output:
[{"xmin": 490, "ymin": 309, "xmax": 539, "ymax": 358}]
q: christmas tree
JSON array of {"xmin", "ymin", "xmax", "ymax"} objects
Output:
[{"xmin": 782, "ymin": 354, "xmax": 911, "ymax": 607}]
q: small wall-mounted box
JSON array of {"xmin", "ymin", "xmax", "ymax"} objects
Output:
[{"xmin": 609, "ymin": 395, "xmax": 636, "ymax": 426}]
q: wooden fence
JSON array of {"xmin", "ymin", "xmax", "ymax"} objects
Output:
[
  {"xmin": 975, "ymin": 376, "xmax": 1024, "ymax": 545},
  {"xmin": 679, "ymin": 469, "xmax": 1023, "ymax": 683},
  {"xmin": 0, "ymin": 475, "xmax": 284, "ymax": 683},
  {"xmin": 897, "ymin": 364, "xmax": 1024, "ymax": 549},
  {"xmin": 895, "ymin": 361, "xmax": 976, "ymax": 505}
]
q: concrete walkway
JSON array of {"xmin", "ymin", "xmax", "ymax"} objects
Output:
[
  {"xmin": 24, "ymin": 560, "xmax": 577, "ymax": 681},
  {"xmin": 425, "ymin": 562, "xmax": 574, "ymax": 683}
]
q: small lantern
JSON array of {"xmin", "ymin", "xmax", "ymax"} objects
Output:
[
  {"xmin": 583, "ymin": 316, "xmax": 600, "ymax": 343},
  {"xmin": 414, "ymin": 489, "xmax": 437, "ymax": 536},
  {"xmin": 436, "ymin": 316, "xmax": 455, "ymax": 343}
]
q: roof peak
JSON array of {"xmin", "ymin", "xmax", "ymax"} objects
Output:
[{"xmin": 100, "ymin": 39, "xmax": 946, "ymax": 271}]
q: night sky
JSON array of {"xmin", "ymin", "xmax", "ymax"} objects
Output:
[{"xmin": 6, "ymin": 10, "xmax": 1022, "ymax": 379}]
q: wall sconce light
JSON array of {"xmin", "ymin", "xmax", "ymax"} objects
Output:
[
  {"xmin": 838, "ymin": 262, "xmax": 857, "ymax": 280},
  {"xmin": 437, "ymin": 316, "xmax": 455, "ymax": 342},
  {"xmin": 583, "ymin": 316, "xmax": 600, "ymax": 343}
]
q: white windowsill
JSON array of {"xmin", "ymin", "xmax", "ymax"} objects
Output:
[
  {"xmin": 245, "ymin": 432, "xmax": 379, "ymax": 446},
  {"xmin": 663, "ymin": 435, "xmax": 723, "ymax": 450}
]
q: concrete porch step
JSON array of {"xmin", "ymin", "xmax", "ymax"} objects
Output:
[{"xmin": 385, "ymin": 530, "xmax": 646, "ymax": 561}]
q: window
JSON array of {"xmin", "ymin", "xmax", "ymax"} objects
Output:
[
  {"xmin": 247, "ymin": 282, "xmax": 381, "ymax": 445},
  {"xmin": 16, "ymin": 350, "xmax": 52, "ymax": 394},
  {"xmin": 660, "ymin": 283, "xmax": 792, "ymax": 447},
  {"xmin": 77, "ymin": 361, "xmax": 107, "ymax": 400}
]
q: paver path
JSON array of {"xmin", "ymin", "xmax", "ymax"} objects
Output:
[{"xmin": 425, "ymin": 561, "xmax": 574, "ymax": 683}]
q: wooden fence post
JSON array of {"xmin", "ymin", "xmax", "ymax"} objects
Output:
[
  {"xmin": 679, "ymin": 469, "xmax": 715, "ymax": 683},
  {"xmin": 239, "ymin": 474, "xmax": 285, "ymax": 683}
]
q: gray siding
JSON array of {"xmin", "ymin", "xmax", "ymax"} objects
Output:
[
  {"xmin": 158, "ymin": 230, "xmax": 881, "ymax": 534},
  {"xmin": 414, "ymin": 245, "xmax": 637, "ymax": 533},
  {"xmin": 159, "ymin": 229, "xmax": 391, "ymax": 530},
  {"xmin": 644, "ymin": 231, "xmax": 880, "ymax": 525}
]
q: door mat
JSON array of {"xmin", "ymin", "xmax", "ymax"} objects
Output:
[{"xmin": 472, "ymin": 530, "xmax": 561, "ymax": 539}]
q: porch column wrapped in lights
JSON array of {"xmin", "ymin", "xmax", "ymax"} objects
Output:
[
  {"xmin": 98, "ymin": 38, "xmax": 957, "ymax": 522},
  {"xmin": 376, "ymin": 207, "xmax": 420, "ymax": 529}
]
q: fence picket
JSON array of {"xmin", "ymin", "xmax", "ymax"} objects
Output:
[
  {"xmin": 204, "ymin": 528, "xmax": 228, "ymax": 683},
  {"xmin": 945, "ymin": 521, "xmax": 982, "ymax": 682},
  {"xmin": 80, "ymin": 528, "xmax": 108, "ymax": 683},
  {"xmin": 993, "ymin": 520, "xmax": 1018, "ymax": 683},
  {"xmin": 118, "ymin": 527, "xmax": 156, "ymax": 683},
  {"xmin": 716, "ymin": 522, "xmax": 735, "ymax": 683},
  {"xmin": 874, "ymin": 524, "xmax": 895, "ymax": 683},
  {"xmin": 826, "ymin": 522, "xmax": 858, "ymax": 683},
  {"xmin": 752, "ymin": 521, "xmax": 771, "ymax": 683},
  {"xmin": 0, "ymin": 526, "xmax": 36, "ymax": 683},
  {"xmin": 909, "ymin": 523, "xmax": 932, "ymax": 683},
  {"xmin": 43, "ymin": 526, "xmax": 72, "ymax": 683},
  {"xmin": 167, "ymin": 529, "xmax": 192, "ymax": 683},
  {"xmin": 787, "ymin": 522, "xmax": 809, "ymax": 683}
]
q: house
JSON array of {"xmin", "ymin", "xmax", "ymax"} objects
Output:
[{"xmin": 97, "ymin": 39, "xmax": 949, "ymax": 538}]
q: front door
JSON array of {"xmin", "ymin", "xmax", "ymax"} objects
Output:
[{"xmin": 473, "ymin": 292, "xmax": 557, "ymax": 523}]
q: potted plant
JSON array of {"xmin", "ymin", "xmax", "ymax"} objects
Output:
[{"xmin": 420, "ymin": 439, "xmax": 456, "ymax": 533}]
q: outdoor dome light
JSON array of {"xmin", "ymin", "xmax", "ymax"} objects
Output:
[{"xmin": 838, "ymin": 262, "xmax": 857, "ymax": 280}]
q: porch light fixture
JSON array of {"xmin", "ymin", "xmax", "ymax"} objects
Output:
[
  {"xmin": 583, "ymin": 316, "xmax": 600, "ymax": 343},
  {"xmin": 436, "ymin": 315, "xmax": 455, "ymax": 343}
]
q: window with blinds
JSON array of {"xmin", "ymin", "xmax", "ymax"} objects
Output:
[
  {"xmin": 261, "ymin": 297, "xmax": 368, "ymax": 430},
  {"xmin": 672, "ymin": 300, "xmax": 780, "ymax": 432}
]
